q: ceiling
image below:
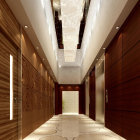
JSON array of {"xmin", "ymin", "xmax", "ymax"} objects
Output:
[
  {"xmin": 6, "ymin": 0, "xmax": 138, "ymax": 84},
  {"xmin": 53, "ymin": 0, "xmax": 89, "ymax": 50}
]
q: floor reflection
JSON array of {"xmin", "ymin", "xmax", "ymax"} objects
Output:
[{"xmin": 23, "ymin": 115, "xmax": 126, "ymax": 140}]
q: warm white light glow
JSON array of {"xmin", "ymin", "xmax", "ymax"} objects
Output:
[
  {"xmin": 63, "ymin": 113, "xmax": 79, "ymax": 115},
  {"xmin": 64, "ymin": 50, "xmax": 76, "ymax": 62},
  {"xmin": 24, "ymin": 25, "xmax": 28, "ymax": 29},
  {"xmin": 10, "ymin": 54, "xmax": 13, "ymax": 120},
  {"xmin": 116, "ymin": 26, "xmax": 120, "ymax": 30},
  {"xmin": 61, "ymin": 0, "xmax": 85, "ymax": 62},
  {"xmin": 41, "ymin": 0, "xmax": 45, "ymax": 9},
  {"xmin": 41, "ymin": 0, "xmax": 58, "ymax": 61},
  {"xmin": 81, "ymin": 0, "xmax": 102, "ymax": 61}
]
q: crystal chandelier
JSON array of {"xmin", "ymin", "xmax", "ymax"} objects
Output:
[{"xmin": 60, "ymin": 0, "xmax": 85, "ymax": 62}]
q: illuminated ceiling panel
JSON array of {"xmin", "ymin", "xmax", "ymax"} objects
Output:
[{"xmin": 60, "ymin": 0, "xmax": 85, "ymax": 62}]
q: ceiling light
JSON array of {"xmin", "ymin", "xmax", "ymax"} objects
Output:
[
  {"xmin": 36, "ymin": 46, "xmax": 39, "ymax": 50},
  {"xmin": 116, "ymin": 26, "xmax": 120, "ymax": 30},
  {"xmin": 96, "ymin": 59, "xmax": 98, "ymax": 61},
  {"xmin": 103, "ymin": 48, "xmax": 105, "ymax": 50},
  {"xmin": 59, "ymin": 65, "xmax": 61, "ymax": 68},
  {"xmin": 61, "ymin": 0, "xmax": 85, "ymax": 62},
  {"xmin": 43, "ymin": 58, "xmax": 45, "ymax": 61},
  {"xmin": 24, "ymin": 25, "xmax": 28, "ymax": 29}
]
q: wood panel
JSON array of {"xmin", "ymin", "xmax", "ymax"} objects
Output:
[
  {"xmin": 122, "ymin": 2, "xmax": 140, "ymax": 54},
  {"xmin": 79, "ymin": 83, "xmax": 85, "ymax": 114},
  {"xmin": 105, "ymin": 2, "xmax": 140, "ymax": 140},
  {"xmin": 22, "ymin": 56, "xmax": 55, "ymax": 138},
  {"xmin": 0, "ymin": 0, "xmax": 21, "ymax": 48},
  {"xmin": 22, "ymin": 26, "xmax": 55, "ymax": 138},
  {"xmin": 89, "ymin": 69, "xmax": 96, "ymax": 120},
  {"xmin": 0, "ymin": 1, "xmax": 22, "ymax": 139},
  {"xmin": 122, "ymin": 41, "xmax": 140, "ymax": 83},
  {"xmin": 22, "ymin": 30, "xmax": 51, "ymax": 81},
  {"xmin": 0, "ymin": 32, "xmax": 19, "ymax": 139},
  {"xmin": 122, "ymin": 111, "xmax": 140, "ymax": 139}
]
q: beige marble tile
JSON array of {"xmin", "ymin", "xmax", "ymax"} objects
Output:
[{"xmin": 23, "ymin": 115, "xmax": 126, "ymax": 140}]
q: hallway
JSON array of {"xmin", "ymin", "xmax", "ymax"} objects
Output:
[
  {"xmin": 0, "ymin": 0, "xmax": 140, "ymax": 139},
  {"xmin": 24, "ymin": 115, "xmax": 125, "ymax": 140}
]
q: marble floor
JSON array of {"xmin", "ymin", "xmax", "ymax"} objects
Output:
[{"xmin": 23, "ymin": 114, "xmax": 126, "ymax": 140}]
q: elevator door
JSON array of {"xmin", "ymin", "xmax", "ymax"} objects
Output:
[
  {"xmin": 0, "ymin": 32, "xmax": 19, "ymax": 139},
  {"xmin": 95, "ymin": 59, "xmax": 105, "ymax": 124}
]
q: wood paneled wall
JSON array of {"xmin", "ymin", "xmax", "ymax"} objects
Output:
[
  {"xmin": 22, "ymin": 30, "xmax": 48, "ymax": 79},
  {"xmin": 89, "ymin": 69, "xmax": 96, "ymax": 120},
  {"xmin": 55, "ymin": 83, "xmax": 62, "ymax": 115},
  {"xmin": 22, "ymin": 31, "xmax": 55, "ymax": 138},
  {"xmin": 0, "ymin": 0, "xmax": 21, "ymax": 48},
  {"xmin": 0, "ymin": 0, "xmax": 55, "ymax": 139},
  {"xmin": 79, "ymin": 83, "xmax": 86, "ymax": 114},
  {"xmin": 0, "ymin": 0, "xmax": 22, "ymax": 139},
  {"xmin": 55, "ymin": 84, "xmax": 85, "ymax": 115},
  {"xmin": 105, "ymin": 2, "xmax": 140, "ymax": 140}
]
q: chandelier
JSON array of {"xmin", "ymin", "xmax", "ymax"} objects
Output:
[{"xmin": 60, "ymin": 0, "xmax": 85, "ymax": 62}]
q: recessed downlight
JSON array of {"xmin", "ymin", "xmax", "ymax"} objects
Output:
[
  {"xmin": 116, "ymin": 26, "xmax": 120, "ymax": 30},
  {"xmin": 43, "ymin": 58, "xmax": 45, "ymax": 61},
  {"xmin": 24, "ymin": 25, "xmax": 28, "ymax": 29},
  {"xmin": 36, "ymin": 46, "xmax": 39, "ymax": 50},
  {"xmin": 103, "ymin": 48, "xmax": 106, "ymax": 50}
]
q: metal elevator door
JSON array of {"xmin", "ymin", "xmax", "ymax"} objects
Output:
[{"xmin": 95, "ymin": 57, "xmax": 105, "ymax": 124}]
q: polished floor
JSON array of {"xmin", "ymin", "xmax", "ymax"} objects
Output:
[{"xmin": 23, "ymin": 115, "xmax": 126, "ymax": 140}]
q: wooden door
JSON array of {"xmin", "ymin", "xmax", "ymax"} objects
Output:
[{"xmin": 0, "ymin": 32, "xmax": 19, "ymax": 139}]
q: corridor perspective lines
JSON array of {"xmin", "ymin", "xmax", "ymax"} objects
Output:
[{"xmin": 24, "ymin": 115, "xmax": 126, "ymax": 140}]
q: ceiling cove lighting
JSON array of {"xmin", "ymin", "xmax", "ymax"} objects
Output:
[
  {"xmin": 61, "ymin": 0, "xmax": 85, "ymax": 62},
  {"xmin": 81, "ymin": 0, "xmax": 102, "ymax": 62},
  {"xmin": 41, "ymin": 0, "xmax": 58, "ymax": 61},
  {"xmin": 10, "ymin": 54, "xmax": 13, "ymax": 120}
]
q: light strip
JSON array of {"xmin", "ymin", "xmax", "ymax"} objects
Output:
[
  {"xmin": 10, "ymin": 54, "xmax": 13, "ymax": 120},
  {"xmin": 81, "ymin": 0, "xmax": 102, "ymax": 63},
  {"xmin": 41, "ymin": 0, "xmax": 58, "ymax": 61}
]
